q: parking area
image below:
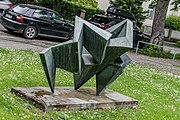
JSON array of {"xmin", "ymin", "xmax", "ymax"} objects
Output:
[{"xmin": 0, "ymin": 24, "xmax": 63, "ymax": 51}]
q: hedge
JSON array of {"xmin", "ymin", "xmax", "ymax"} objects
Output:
[
  {"xmin": 65, "ymin": 0, "xmax": 98, "ymax": 8},
  {"xmin": 60, "ymin": 0, "xmax": 104, "ymax": 21},
  {"xmin": 165, "ymin": 16, "xmax": 180, "ymax": 31},
  {"xmin": 11, "ymin": 0, "xmax": 104, "ymax": 21}
]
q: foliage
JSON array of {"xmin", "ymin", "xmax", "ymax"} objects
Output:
[
  {"xmin": 149, "ymin": 0, "xmax": 180, "ymax": 11},
  {"xmin": 11, "ymin": 0, "xmax": 104, "ymax": 21},
  {"xmin": 171, "ymin": 0, "xmax": 180, "ymax": 11},
  {"xmin": 109, "ymin": 0, "xmax": 147, "ymax": 27},
  {"xmin": 176, "ymin": 41, "xmax": 180, "ymax": 47},
  {"xmin": 149, "ymin": 0, "xmax": 157, "ymax": 9},
  {"xmin": 0, "ymin": 48, "xmax": 179, "ymax": 119},
  {"xmin": 60, "ymin": 0, "xmax": 104, "ymax": 21},
  {"xmin": 165, "ymin": 16, "xmax": 180, "ymax": 31},
  {"xmin": 65, "ymin": 0, "xmax": 98, "ymax": 8},
  {"xmin": 138, "ymin": 46, "xmax": 180, "ymax": 60}
]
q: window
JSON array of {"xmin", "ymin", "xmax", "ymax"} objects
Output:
[
  {"xmin": 24, "ymin": 9, "xmax": 35, "ymax": 17},
  {"xmin": 49, "ymin": 12, "xmax": 64, "ymax": 22},
  {"xmin": 33, "ymin": 9, "xmax": 49, "ymax": 20},
  {"xmin": 12, "ymin": 5, "xmax": 30, "ymax": 15},
  {"xmin": 146, "ymin": 8, "xmax": 154, "ymax": 19}
]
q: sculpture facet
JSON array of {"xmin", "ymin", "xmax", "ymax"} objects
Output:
[{"xmin": 40, "ymin": 16, "xmax": 133, "ymax": 96}]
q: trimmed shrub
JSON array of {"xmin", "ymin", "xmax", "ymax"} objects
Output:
[
  {"xmin": 11, "ymin": 0, "xmax": 104, "ymax": 21},
  {"xmin": 138, "ymin": 46, "xmax": 180, "ymax": 60},
  {"xmin": 165, "ymin": 16, "xmax": 180, "ymax": 31},
  {"xmin": 60, "ymin": 0, "xmax": 104, "ymax": 21},
  {"xmin": 66, "ymin": 0, "xmax": 98, "ymax": 8},
  {"xmin": 176, "ymin": 41, "xmax": 180, "ymax": 48}
]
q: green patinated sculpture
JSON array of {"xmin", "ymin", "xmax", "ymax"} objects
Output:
[{"xmin": 40, "ymin": 16, "xmax": 133, "ymax": 96}]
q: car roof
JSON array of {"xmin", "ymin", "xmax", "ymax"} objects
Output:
[
  {"xmin": 107, "ymin": 7, "xmax": 136, "ymax": 21},
  {"xmin": 0, "ymin": 0, "xmax": 11, "ymax": 2},
  {"xmin": 93, "ymin": 14, "xmax": 123, "ymax": 21},
  {"xmin": 17, "ymin": 4, "xmax": 54, "ymax": 12}
]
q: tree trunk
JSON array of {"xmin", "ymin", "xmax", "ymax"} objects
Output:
[
  {"xmin": 150, "ymin": 0, "xmax": 170, "ymax": 45},
  {"xmin": 53, "ymin": 0, "xmax": 58, "ymax": 10}
]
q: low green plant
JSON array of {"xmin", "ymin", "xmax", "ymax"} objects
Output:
[
  {"xmin": 176, "ymin": 41, "xmax": 180, "ymax": 47},
  {"xmin": 0, "ymin": 48, "xmax": 179, "ymax": 119},
  {"xmin": 138, "ymin": 46, "xmax": 180, "ymax": 60},
  {"xmin": 165, "ymin": 16, "xmax": 180, "ymax": 31}
]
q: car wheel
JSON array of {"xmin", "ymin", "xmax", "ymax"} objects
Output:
[{"xmin": 23, "ymin": 26, "xmax": 37, "ymax": 39}]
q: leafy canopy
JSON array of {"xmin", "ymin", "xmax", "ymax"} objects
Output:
[{"xmin": 109, "ymin": 0, "xmax": 147, "ymax": 27}]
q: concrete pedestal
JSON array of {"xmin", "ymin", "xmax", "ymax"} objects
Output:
[{"xmin": 11, "ymin": 87, "xmax": 138, "ymax": 111}]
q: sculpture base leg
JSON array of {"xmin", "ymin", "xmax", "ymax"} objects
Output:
[{"xmin": 11, "ymin": 87, "xmax": 138, "ymax": 111}]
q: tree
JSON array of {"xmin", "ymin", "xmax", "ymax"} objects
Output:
[
  {"xmin": 109, "ymin": 0, "xmax": 147, "ymax": 27},
  {"xmin": 150, "ymin": 0, "xmax": 171, "ymax": 44},
  {"xmin": 53, "ymin": 0, "xmax": 63, "ymax": 11},
  {"xmin": 171, "ymin": 0, "xmax": 180, "ymax": 11},
  {"xmin": 150, "ymin": 0, "xmax": 180, "ymax": 44}
]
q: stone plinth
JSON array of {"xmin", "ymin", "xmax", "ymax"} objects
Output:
[{"xmin": 11, "ymin": 87, "xmax": 138, "ymax": 111}]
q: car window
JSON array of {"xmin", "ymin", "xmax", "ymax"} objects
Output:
[
  {"xmin": 33, "ymin": 9, "xmax": 49, "ymax": 20},
  {"xmin": 90, "ymin": 16, "xmax": 111, "ymax": 24},
  {"xmin": 24, "ymin": 8, "xmax": 35, "ymax": 17},
  {"xmin": 49, "ymin": 12, "xmax": 64, "ymax": 23},
  {"xmin": 12, "ymin": 5, "xmax": 30, "ymax": 15}
]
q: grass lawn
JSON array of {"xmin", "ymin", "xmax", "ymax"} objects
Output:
[{"xmin": 0, "ymin": 48, "xmax": 179, "ymax": 120}]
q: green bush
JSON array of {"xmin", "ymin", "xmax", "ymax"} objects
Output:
[
  {"xmin": 60, "ymin": 0, "xmax": 104, "ymax": 21},
  {"xmin": 165, "ymin": 16, "xmax": 180, "ymax": 31},
  {"xmin": 176, "ymin": 41, "xmax": 180, "ymax": 47},
  {"xmin": 11, "ymin": 0, "xmax": 104, "ymax": 21},
  {"xmin": 138, "ymin": 46, "xmax": 180, "ymax": 60},
  {"xmin": 66, "ymin": 0, "xmax": 98, "ymax": 8}
]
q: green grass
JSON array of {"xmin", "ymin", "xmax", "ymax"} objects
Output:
[{"xmin": 0, "ymin": 48, "xmax": 179, "ymax": 120}]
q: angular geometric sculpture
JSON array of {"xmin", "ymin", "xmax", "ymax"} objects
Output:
[{"xmin": 40, "ymin": 16, "xmax": 133, "ymax": 96}]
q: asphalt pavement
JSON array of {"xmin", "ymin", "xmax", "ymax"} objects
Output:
[{"xmin": 0, "ymin": 24, "xmax": 62, "ymax": 51}]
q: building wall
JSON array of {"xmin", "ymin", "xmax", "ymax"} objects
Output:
[
  {"xmin": 97, "ymin": 0, "xmax": 110, "ymax": 10},
  {"xmin": 143, "ymin": 0, "xmax": 180, "ymax": 33}
]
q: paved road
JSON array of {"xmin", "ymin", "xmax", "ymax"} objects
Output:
[{"xmin": 0, "ymin": 24, "xmax": 62, "ymax": 51}]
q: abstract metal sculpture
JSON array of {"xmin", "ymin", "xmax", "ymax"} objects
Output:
[{"xmin": 40, "ymin": 16, "xmax": 133, "ymax": 96}]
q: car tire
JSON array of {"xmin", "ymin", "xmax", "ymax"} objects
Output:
[{"xmin": 23, "ymin": 26, "xmax": 37, "ymax": 39}]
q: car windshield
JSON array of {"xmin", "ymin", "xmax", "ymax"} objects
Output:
[
  {"xmin": 0, "ymin": 0, "xmax": 9, "ymax": 1},
  {"xmin": 12, "ymin": 5, "xmax": 29, "ymax": 13},
  {"xmin": 11, "ymin": 5, "xmax": 35, "ymax": 16}
]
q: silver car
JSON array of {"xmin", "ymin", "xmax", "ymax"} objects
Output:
[{"xmin": 0, "ymin": 0, "xmax": 12, "ymax": 14}]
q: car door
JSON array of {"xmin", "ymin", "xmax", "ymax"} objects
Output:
[
  {"xmin": 49, "ymin": 12, "xmax": 71, "ymax": 39},
  {"xmin": 32, "ymin": 9, "xmax": 52, "ymax": 35}
]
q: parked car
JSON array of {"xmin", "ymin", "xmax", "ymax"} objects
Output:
[
  {"xmin": 0, "ymin": 0, "xmax": 12, "ymax": 14},
  {"xmin": 88, "ymin": 7, "xmax": 150, "ymax": 48},
  {"xmin": 1, "ymin": 4, "xmax": 74, "ymax": 39}
]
